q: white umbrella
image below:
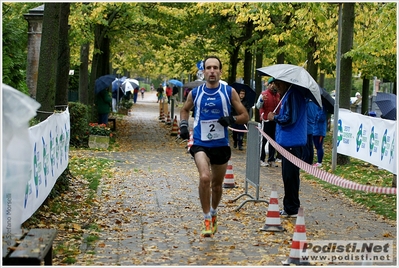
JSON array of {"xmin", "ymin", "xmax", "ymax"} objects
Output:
[
  {"xmin": 257, "ymin": 64, "xmax": 322, "ymax": 107},
  {"xmin": 122, "ymin": 79, "xmax": 139, "ymax": 93},
  {"xmin": 122, "ymin": 80, "xmax": 134, "ymax": 93},
  {"xmin": 127, "ymin": 78, "xmax": 139, "ymax": 88}
]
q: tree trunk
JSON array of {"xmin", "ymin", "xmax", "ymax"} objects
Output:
[
  {"xmin": 36, "ymin": 3, "xmax": 60, "ymax": 121},
  {"xmin": 337, "ymin": 3, "xmax": 355, "ymax": 166},
  {"xmin": 55, "ymin": 3, "xmax": 70, "ymax": 109},
  {"xmin": 79, "ymin": 43, "xmax": 89, "ymax": 105},
  {"xmin": 227, "ymin": 36, "xmax": 240, "ymax": 84},
  {"xmin": 277, "ymin": 40, "xmax": 285, "ymax": 64},
  {"xmin": 319, "ymin": 73, "xmax": 325, "ymax": 88},
  {"xmin": 243, "ymin": 19, "xmax": 254, "ymax": 85},
  {"xmin": 306, "ymin": 36, "xmax": 318, "ymax": 81},
  {"xmin": 243, "ymin": 48, "xmax": 252, "ymax": 86},
  {"xmin": 254, "ymin": 50, "xmax": 263, "ymax": 122},
  {"xmin": 361, "ymin": 78, "xmax": 370, "ymax": 115}
]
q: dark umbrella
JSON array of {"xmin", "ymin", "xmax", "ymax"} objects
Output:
[
  {"xmin": 95, "ymin": 74, "xmax": 116, "ymax": 94},
  {"xmin": 230, "ymin": 82, "xmax": 256, "ymax": 108},
  {"xmin": 183, "ymin": 80, "xmax": 205, "ymax": 89},
  {"xmin": 375, "ymin": 92, "xmax": 397, "ymax": 120},
  {"xmin": 319, "ymin": 86, "xmax": 335, "ymax": 114}
]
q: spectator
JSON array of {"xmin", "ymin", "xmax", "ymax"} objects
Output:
[
  {"xmin": 165, "ymin": 84, "xmax": 173, "ymax": 104},
  {"xmin": 313, "ymin": 106, "xmax": 327, "ymax": 167},
  {"xmin": 95, "ymin": 88, "xmax": 112, "ymax": 125},
  {"xmin": 267, "ymin": 80, "xmax": 307, "ymax": 218},
  {"xmin": 232, "ymin": 88, "xmax": 251, "ymax": 150},
  {"xmin": 156, "ymin": 84, "xmax": 164, "ymax": 103},
  {"xmin": 133, "ymin": 86, "xmax": 139, "ymax": 103},
  {"xmin": 112, "ymin": 86, "xmax": 124, "ymax": 113},
  {"xmin": 304, "ymin": 99, "xmax": 318, "ymax": 165},
  {"xmin": 256, "ymin": 77, "xmax": 280, "ymax": 167}
]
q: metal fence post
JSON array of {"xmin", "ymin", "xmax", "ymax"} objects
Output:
[{"xmin": 231, "ymin": 121, "xmax": 269, "ymax": 211}]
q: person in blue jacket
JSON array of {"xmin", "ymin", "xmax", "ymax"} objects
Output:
[
  {"xmin": 267, "ymin": 79, "xmax": 307, "ymax": 218},
  {"xmin": 312, "ymin": 106, "xmax": 327, "ymax": 167},
  {"xmin": 305, "ymin": 99, "xmax": 319, "ymax": 165}
]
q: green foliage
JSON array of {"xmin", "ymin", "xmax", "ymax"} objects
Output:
[
  {"xmin": 1, "ymin": 2, "xmax": 37, "ymax": 93},
  {"xmin": 68, "ymin": 102, "xmax": 90, "ymax": 147},
  {"xmin": 302, "ymin": 130, "xmax": 396, "ymax": 221},
  {"xmin": 119, "ymin": 98, "xmax": 133, "ymax": 109},
  {"xmin": 88, "ymin": 123, "xmax": 112, "ymax": 136}
]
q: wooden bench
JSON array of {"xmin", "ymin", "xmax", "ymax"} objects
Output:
[
  {"xmin": 108, "ymin": 117, "xmax": 116, "ymax": 131},
  {"xmin": 3, "ymin": 229, "xmax": 57, "ymax": 266}
]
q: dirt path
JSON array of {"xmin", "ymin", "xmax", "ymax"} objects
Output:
[{"xmin": 74, "ymin": 92, "xmax": 396, "ymax": 266}]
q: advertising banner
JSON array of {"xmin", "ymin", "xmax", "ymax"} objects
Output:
[
  {"xmin": 337, "ymin": 109, "xmax": 396, "ymax": 174},
  {"xmin": 21, "ymin": 109, "xmax": 71, "ymax": 223}
]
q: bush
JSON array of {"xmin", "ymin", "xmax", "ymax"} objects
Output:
[{"xmin": 68, "ymin": 102, "xmax": 90, "ymax": 147}]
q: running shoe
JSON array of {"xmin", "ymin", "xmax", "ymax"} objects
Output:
[
  {"xmin": 211, "ymin": 214, "xmax": 218, "ymax": 234},
  {"xmin": 201, "ymin": 219, "xmax": 213, "ymax": 237},
  {"xmin": 313, "ymin": 163, "xmax": 322, "ymax": 168}
]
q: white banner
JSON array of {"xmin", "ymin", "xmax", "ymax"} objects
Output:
[
  {"xmin": 21, "ymin": 109, "xmax": 70, "ymax": 223},
  {"xmin": 337, "ymin": 109, "xmax": 396, "ymax": 175}
]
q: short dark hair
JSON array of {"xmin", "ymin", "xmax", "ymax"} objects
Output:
[{"xmin": 203, "ymin": 56, "xmax": 222, "ymax": 70}]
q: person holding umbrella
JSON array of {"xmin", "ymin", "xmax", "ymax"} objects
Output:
[
  {"xmin": 267, "ymin": 79, "xmax": 307, "ymax": 218},
  {"xmin": 95, "ymin": 87, "xmax": 112, "ymax": 125},
  {"xmin": 179, "ymin": 56, "xmax": 249, "ymax": 237}
]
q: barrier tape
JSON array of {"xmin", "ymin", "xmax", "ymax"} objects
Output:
[
  {"xmin": 256, "ymin": 127, "xmax": 397, "ymax": 195},
  {"xmin": 228, "ymin": 125, "xmax": 249, "ymax": 133}
]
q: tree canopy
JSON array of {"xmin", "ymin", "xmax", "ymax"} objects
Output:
[{"xmin": 2, "ymin": 2, "xmax": 396, "ymax": 95}]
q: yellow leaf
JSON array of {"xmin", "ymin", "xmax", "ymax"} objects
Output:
[{"xmin": 73, "ymin": 223, "xmax": 81, "ymax": 231}]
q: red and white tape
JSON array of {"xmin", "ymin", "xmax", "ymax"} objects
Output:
[
  {"xmin": 228, "ymin": 124, "xmax": 249, "ymax": 133},
  {"xmin": 256, "ymin": 127, "xmax": 397, "ymax": 195}
]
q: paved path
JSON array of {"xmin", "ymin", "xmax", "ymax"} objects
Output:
[{"xmin": 75, "ymin": 91, "xmax": 396, "ymax": 266}]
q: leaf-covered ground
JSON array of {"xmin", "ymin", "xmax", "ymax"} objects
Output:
[{"xmin": 23, "ymin": 93, "xmax": 396, "ymax": 266}]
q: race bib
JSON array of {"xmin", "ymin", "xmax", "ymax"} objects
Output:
[{"xmin": 200, "ymin": 119, "xmax": 225, "ymax": 141}]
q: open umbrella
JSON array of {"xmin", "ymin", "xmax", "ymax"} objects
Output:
[
  {"xmin": 257, "ymin": 64, "xmax": 322, "ymax": 107},
  {"xmin": 230, "ymin": 82, "xmax": 256, "ymax": 108},
  {"xmin": 112, "ymin": 78, "xmax": 122, "ymax": 92},
  {"xmin": 183, "ymin": 80, "xmax": 205, "ymax": 89},
  {"xmin": 319, "ymin": 86, "xmax": 335, "ymax": 114},
  {"xmin": 95, "ymin": 74, "xmax": 116, "ymax": 94},
  {"xmin": 121, "ymin": 79, "xmax": 139, "ymax": 93},
  {"xmin": 169, "ymin": 79, "xmax": 183, "ymax": 87},
  {"xmin": 375, "ymin": 92, "xmax": 396, "ymax": 120}
]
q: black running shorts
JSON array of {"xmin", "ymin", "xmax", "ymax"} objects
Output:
[{"xmin": 189, "ymin": 145, "xmax": 231, "ymax": 165}]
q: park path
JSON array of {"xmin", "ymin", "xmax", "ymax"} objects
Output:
[{"xmin": 75, "ymin": 91, "xmax": 396, "ymax": 266}]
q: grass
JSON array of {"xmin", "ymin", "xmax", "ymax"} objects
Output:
[
  {"xmin": 301, "ymin": 129, "xmax": 396, "ymax": 221},
  {"xmin": 22, "ymin": 150, "xmax": 115, "ymax": 265}
]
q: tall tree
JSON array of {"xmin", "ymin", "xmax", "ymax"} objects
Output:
[
  {"xmin": 55, "ymin": 3, "xmax": 70, "ymax": 108},
  {"xmin": 337, "ymin": 3, "xmax": 355, "ymax": 165},
  {"xmin": 36, "ymin": 3, "xmax": 61, "ymax": 121},
  {"xmin": 79, "ymin": 43, "xmax": 90, "ymax": 104}
]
